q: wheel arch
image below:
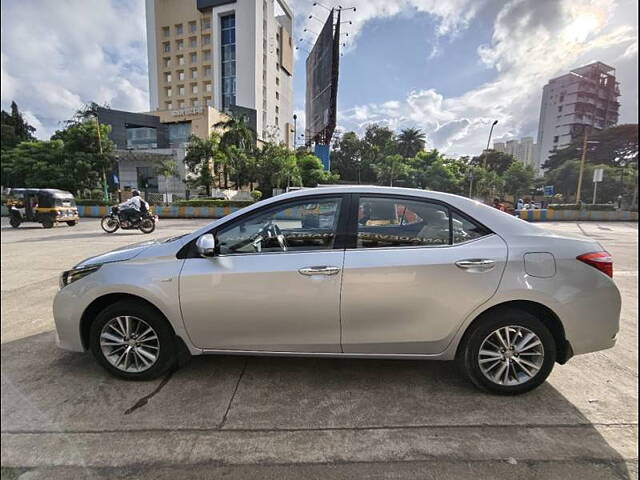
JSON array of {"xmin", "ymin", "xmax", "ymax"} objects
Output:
[
  {"xmin": 80, "ymin": 293, "xmax": 177, "ymax": 351},
  {"xmin": 455, "ymin": 300, "xmax": 572, "ymax": 364}
]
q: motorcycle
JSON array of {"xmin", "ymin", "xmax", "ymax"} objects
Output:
[{"xmin": 100, "ymin": 205, "xmax": 158, "ymax": 234}]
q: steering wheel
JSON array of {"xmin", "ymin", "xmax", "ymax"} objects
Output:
[{"xmin": 250, "ymin": 221, "xmax": 288, "ymax": 253}]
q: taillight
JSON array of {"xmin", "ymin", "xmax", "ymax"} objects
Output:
[{"xmin": 577, "ymin": 251, "xmax": 613, "ymax": 278}]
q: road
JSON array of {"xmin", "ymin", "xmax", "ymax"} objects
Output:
[{"xmin": 1, "ymin": 218, "xmax": 637, "ymax": 479}]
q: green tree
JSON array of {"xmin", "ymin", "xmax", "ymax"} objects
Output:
[
  {"xmin": 373, "ymin": 153, "xmax": 409, "ymax": 186},
  {"xmin": 422, "ymin": 159, "xmax": 460, "ymax": 192},
  {"xmin": 214, "ymin": 114, "xmax": 257, "ymax": 189},
  {"xmin": 503, "ymin": 162, "xmax": 535, "ymax": 199},
  {"xmin": 397, "ymin": 127, "xmax": 426, "ymax": 158},
  {"xmin": 471, "ymin": 150, "xmax": 516, "ymax": 175},
  {"xmin": 154, "ymin": 158, "xmax": 179, "ymax": 203},
  {"xmin": 297, "ymin": 153, "xmax": 339, "ymax": 187},
  {"xmin": 184, "ymin": 133, "xmax": 222, "ymax": 196},
  {"xmin": 330, "ymin": 131, "xmax": 368, "ymax": 182},
  {"xmin": 0, "ymin": 101, "xmax": 36, "ymax": 151},
  {"xmin": 255, "ymin": 142, "xmax": 300, "ymax": 196}
]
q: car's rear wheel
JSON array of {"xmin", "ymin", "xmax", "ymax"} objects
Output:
[
  {"xmin": 9, "ymin": 216, "xmax": 21, "ymax": 228},
  {"xmin": 459, "ymin": 308, "xmax": 556, "ymax": 395},
  {"xmin": 89, "ymin": 300, "xmax": 177, "ymax": 380},
  {"xmin": 66, "ymin": 220, "xmax": 77, "ymax": 226},
  {"xmin": 42, "ymin": 218, "xmax": 54, "ymax": 229}
]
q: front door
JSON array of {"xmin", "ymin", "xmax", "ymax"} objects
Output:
[
  {"xmin": 340, "ymin": 195, "xmax": 508, "ymax": 355},
  {"xmin": 179, "ymin": 195, "xmax": 347, "ymax": 352}
]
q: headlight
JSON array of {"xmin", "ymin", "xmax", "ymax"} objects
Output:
[{"xmin": 60, "ymin": 264, "xmax": 101, "ymax": 288}]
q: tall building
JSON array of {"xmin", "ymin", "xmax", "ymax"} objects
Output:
[
  {"xmin": 536, "ymin": 61, "xmax": 620, "ymax": 172},
  {"xmin": 493, "ymin": 136, "xmax": 537, "ymax": 170},
  {"xmin": 145, "ymin": 0, "xmax": 294, "ymax": 146}
]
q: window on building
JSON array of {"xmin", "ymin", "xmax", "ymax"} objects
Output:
[
  {"xmin": 203, "ymin": 65, "xmax": 212, "ymax": 77},
  {"xmin": 162, "ymin": 26, "xmax": 170, "ymax": 37},
  {"xmin": 126, "ymin": 127, "xmax": 158, "ymax": 150},
  {"xmin": 163, "ymin": 42, "xmax": 171, "ymax": 53},
  {"xmin": 202, "ymin": 34, "xmax": 212, "ymax": 45},
  {"xmin": 275, "ymin": 91, "xmax": 279, "ymax": 100},
  {"xmin": 558, "ymin": 106, "xmax": 563, "ymax": 112},
  {"xmin": 178, "ymin": 70, "xmax": 185, "ymax": 81},
  {"xmin": 189, "ymin": 21, "xmax": 197, "ymax": 33},
  {"xmin": 276, "ymin": 77, "xmax": 280, "ymax": 85},
  {"xmin": 176, "ymin": 39, "xmax": 184, "ymax": 50},
  {"xmin": 178, "ymin": 85, "xmax": 185, "ymax": 96},
  {"xmin": 166, "ymin": 101, "xmax": 173, "ymax": 110},
  {"xmin": 275, "ymin": 116, "xmax": 279, "ymax": 124},
  {"xmin": 163, "ymin": 57, "xmax": 171, "ymax": 68},
  {"xmin": 190, "ymin": 53, "xmax": 197, "ymax": 64},
  {"xmin": 175, "ymin": 24, "xmax": 183, "ymax": 35},
  {"xmin": 205, "ymin": 82, "xmax": 212, "ymax": 93},
  {"xmin": 553, "ymin": 136, "xmax": 559, "ymax": 143},
  {"xmin": 177, "ymin": 100, "xmax": 185, "ymax": 109},
  {"xmin": 203, "ymin": 50, "xmax": 212, "ymax": 61},
  {"xmin": 177, "ymin": 55, "xmax": 185, "ymax": 65},
  {"xmin": 168, "ymin": 122, "xmax": 191, "ymax": 147},
  {"xmin": 164, "ymin": 72, "xmax": 172, "ymax": 83},
  {"xmin": 191, "ymin": 83, "xmax": 198, "ymax": 94},
  {"xmin": 137, "ymin": 167, "xmax": 159, "ymax": 193},
  {"xmin": 275, "ymin": 106, "xmax": 279, "ymax": 114},
  {"xmin": 191, "ymin": 68, "xmax": 198, "ymax": 79},
  {"xmin": 190, "ymin": 98, "xmax": 199, "ymax": 106},
  {"xmin": 166, "ymin": 87, "xmax": 172, "ymax": 97},
  {"xmin": 202, "ymin": 18, "xmax": 211, "ymax": 30},
  {"xmin": 221, "ymin": 14, "xmax": 236, "ymax": 111},
  {"xmin": 189, "ymin": 37, "xmax": 197, "ymax": 48},
  {"xmin": 204, "ymin": 96, "xmax": 213, "ymax": 106}
]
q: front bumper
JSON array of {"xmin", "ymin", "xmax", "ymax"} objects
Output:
[{"xmin": 53, "ymin": 285, "xmax": 86, "ymax": 352}]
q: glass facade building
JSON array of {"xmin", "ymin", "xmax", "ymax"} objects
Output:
[{"xmin": 221, "ymin": 14, "xmax": 236, "ymax": 111}]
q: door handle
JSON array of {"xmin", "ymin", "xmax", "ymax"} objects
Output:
[
  {"xmin": 455, "ymin": 259, "xmax": 496, "ymax": 271},
  {"xmin": 298, "ymin": 266, "xmax": 341, "ymax": 276}
]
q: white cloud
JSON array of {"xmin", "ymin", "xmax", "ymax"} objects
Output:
[
  {"xmin": 334, "ymin": 0, "xmax": 639, "ymax": 156},
  {"xmin": 1, "ymin": 0, "xmax": 148, "ymax": 139}
]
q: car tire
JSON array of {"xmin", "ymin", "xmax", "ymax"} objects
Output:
[
  {"xmin": 458, "ymin": 308, "xmax": 556, "ymax": 395},
  {"xmin": 89, "ymin": 300, "xmax": 177, "ymax": 381},
  {"xmin": 42, "ymin": 218, "xmax": 54, "ymax": 229},
  {"xmin": 66, "ymin": 220, "xmax": 78, "ymax": 226},
  {"xmin": 9, "ymin": 216, "xmax": 21, "ymax": 228}
]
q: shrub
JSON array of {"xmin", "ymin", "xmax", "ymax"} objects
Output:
[
  {"xmin": 548, "ymin": 203, "xmax": 616, "ymax": 211},
  {"xmin": 172, "ymin": 199, "xmax": 253, "ymax": 208},
  {"xmin": 250, "ymin": 190, "xmax": 263, "ymax": 202},
  {"xmin": 75, "ymin": 199, "xmax": 111, "ymax": 206}
]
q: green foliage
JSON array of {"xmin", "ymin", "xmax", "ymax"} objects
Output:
[
  {"xmin": 470, "ymin": 150, "xmax": 516, "ymax": 175},
  {"xmin": 75, "ymin": 199, "xmax": 111, "ymax": 206},
  {"xmin": 255, "ymin": 142, "xmax": 301, "ymax": 196},
  {"xmin": 373, "ymin": 154, "xmax": 409, "ymax": 186},
  {"xmin": 503, "ymin": 162, "xmax": 535, "ymax": 199},
  {"xmin": 0, "ymin": 101, "xmax": 36, "ymax": 150},
  {"xmin": 296, "ymin": 153, "xmax": 339, "ymax": 187},
  {"xmin": 173, "ymin": 199, "xmax": 253, "ymax": 207},
  {"xmin": 184, "ymin": 133, "xmax": 223, "ymax": 195},
  {"xmin": 250, "ymin": 190, "xmax": 263, "ymax": 201},
  {"xmin": 548, "ymin": 203, "xmax": 617, "ymax": 211},
  {"xmin": 396, "ymin": 127, "xmax": 426, "ymax": 158}
]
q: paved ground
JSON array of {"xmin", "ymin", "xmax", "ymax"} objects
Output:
[{"xmin": 1, "ymin": 218, "xmax": 637, "ymax": 479}]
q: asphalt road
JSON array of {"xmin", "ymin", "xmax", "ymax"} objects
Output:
[{"xmin": 1, "ymin": 218, "xmax": 637, "ymax": 479}]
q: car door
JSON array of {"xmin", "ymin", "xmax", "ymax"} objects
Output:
[
  {"xmin": 179, "ymin": 195, "xmax": 347, "ymax": 352},
  {"xmin": 340, "ymin": 194, "xmax": 508, "ymax": 355}
]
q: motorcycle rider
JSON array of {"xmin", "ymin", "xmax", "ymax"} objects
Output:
[{"xmin": 118, "ymin": 190, "xmax": 149, "ymax": 226}]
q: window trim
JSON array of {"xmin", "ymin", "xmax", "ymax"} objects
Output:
[
  {"xmin": 345, "ymin": 193, "xmax": 492, "ymax": 251},
  {"xmin": 178, "ymin": 194, "xmax": 351, "ymax": 259}
]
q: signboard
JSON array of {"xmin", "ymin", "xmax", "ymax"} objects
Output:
[
  {"xmin": 593, "ymin": 168, "xmax": 604, "ymax": 183},
  {"xmin": 543, "ymin": 185, "xmax": 555, "ymax": 196},
  {"xmin": 305, "ymin": 9, "xmax": 340, "ymax": 145},
  {"xmin": 171, "ymin": 106, "xmax": 204, "ymax": 117}
]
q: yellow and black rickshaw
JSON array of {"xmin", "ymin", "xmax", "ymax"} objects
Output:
[{"xmin": 7, "ymin": 188, "xmax": 79, "ymax": 228}]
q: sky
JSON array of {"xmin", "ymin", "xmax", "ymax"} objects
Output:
[{"xmin": 1, "ymin": 0, "xmax": 638, "ymax": 157}]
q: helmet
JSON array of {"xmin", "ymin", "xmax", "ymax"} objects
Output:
[{"xmin": 132, "ymin": 190, "xmax": 140, "ymax": 197}]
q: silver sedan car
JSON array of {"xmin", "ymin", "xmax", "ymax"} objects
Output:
[{"xmin": 53, "ymin": 186, "xmax": 621, "ymax": 395}]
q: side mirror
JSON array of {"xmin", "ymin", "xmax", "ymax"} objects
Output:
[{"xmin": 195, "ymin": 234, "xmax": 216, "ymax": 257}]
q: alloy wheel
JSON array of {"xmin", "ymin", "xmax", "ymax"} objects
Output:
[
  {"xmin": 478, "ymin": 325, "xmax": 544, "ymax": 386},
  {"xmin": 100, "ymin": 316, "xmax": 160, "ymax": 373}
]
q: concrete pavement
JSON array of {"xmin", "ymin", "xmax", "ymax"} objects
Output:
[{"xmin": 1, "ymin": 218, "xmax": 637, "ymax": 479}]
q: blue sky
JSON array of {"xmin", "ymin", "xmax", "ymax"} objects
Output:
[{"xmin": 1, "ymin": 0, "xmax": 638, "ymax": 156}]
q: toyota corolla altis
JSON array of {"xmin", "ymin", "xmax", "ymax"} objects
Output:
[{"xmin": 54, "ymin": 186, "xmax": 621, "ymax": 395}]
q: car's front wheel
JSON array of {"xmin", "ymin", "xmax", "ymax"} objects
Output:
[
  {"xmin": 459, "ymin": 308, "xmax": 556, "ymax": 395},
  {"xmin": 89, "ymin": 300, "xmax": 177, "ymax": 380}
]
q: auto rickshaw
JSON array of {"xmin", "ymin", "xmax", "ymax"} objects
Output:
[{"xmin": 7, "ymin": 188, "xmax": 79, "ymax": 228}]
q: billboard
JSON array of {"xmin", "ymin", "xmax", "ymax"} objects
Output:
[{"xmin": 305, "ymin": 9, "xmax": 340, "ymax": 145}]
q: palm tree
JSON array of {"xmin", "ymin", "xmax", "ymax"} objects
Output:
[
  {"xmin": 214, "ymin": 114, "xmax": 257, "ymax": 189},
  {"xmin": 154, "ymin": 158, "xmax": 179, "ymax": 204},
  {"xmin": 184, "ymin": 134, "xmax": 221, "ymax": 196},
  {"xmin": 397, "ymin": 128, "xmax": 426, "ymax": 158}
]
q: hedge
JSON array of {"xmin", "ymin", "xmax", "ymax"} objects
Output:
[
  {"xmin": 75, "ymin": 199, "xmax": 111, "ymax": 206},
  {"xmin": 172, "ymin": 199, "xmax": 254, "ymax": 208},
  {"xmin": 548, "ymin": 203, "xmax": 617, "ymax": 211}
]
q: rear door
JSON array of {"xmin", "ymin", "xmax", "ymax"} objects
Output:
[{"xmin": 340, "ymin": 194, "xmax": 508, "ymax": 355}]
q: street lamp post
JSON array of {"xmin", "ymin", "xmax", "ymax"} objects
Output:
[
  {"xmin": 575, "ymin": 127, "xmax": 599, "ymax": 204},
  {"xmin": 484, "ymin": 120, "xmax": 498, "ymax": 169},
  {"xmin": 293, "ymin": 114, "xmax": 297, "ymax": 149}
]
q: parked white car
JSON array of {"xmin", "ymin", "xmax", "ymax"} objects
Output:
[{"xmin": 54, "ymin": 186, "xmax": 621, "ymax": 394}]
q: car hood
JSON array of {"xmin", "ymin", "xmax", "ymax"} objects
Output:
[{"xmin": 75, "ymin": 239, "xmax": 160, "ymax": 268}]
